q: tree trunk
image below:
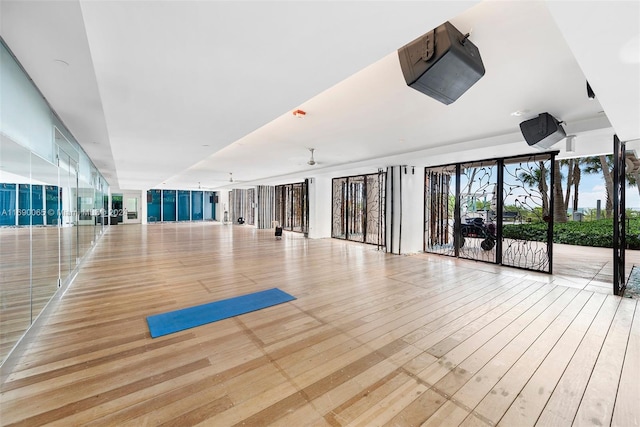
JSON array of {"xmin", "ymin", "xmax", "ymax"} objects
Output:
[
  {"xmin": 553, "ymin": 160, "xmax": 567, "ymax": 222},
  {"xmin": 564, "ymin": 159, "xmax": 574, "ymax": 213},
  {"xmin": 538, "ymin": 161, "xmax": 549, "ymax": 218},
  {"xmin": 600, "ymin": 155, "xmax": 614, "ymax": 218},
  {"xmin": 573, "ymin": 162, "xmax": 581, "ymax": 211}
]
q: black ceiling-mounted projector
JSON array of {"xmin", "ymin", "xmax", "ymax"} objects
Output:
[
  {"xmin": 519, "ymin": 112, "xmax": 566, "ymax": 149},
  {"xmin": 397, "ymin": 21, "xmax": 485, "ymax": 105}
]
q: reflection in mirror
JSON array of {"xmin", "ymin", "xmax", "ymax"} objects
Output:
[
  {"xmin": 77, "ymin": 162, "xmax": 94, "ymax": 259},
  {"xmin": 0, "ymin": 135, "xmax": 33, "ymax": 361},
  {"xmin": 94, "ymin": 173, "xmax": 105, "ymax": 244},
  {"xmin": 57, "ymin": 146, "xmax": 78, "ymax": 279},
  {"xmin": 30, "ymin": 151, "xmax": 61, "ymax": 324}
]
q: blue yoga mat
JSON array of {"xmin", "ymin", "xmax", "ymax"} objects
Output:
[{"xmin": 146, "ymin": 288, "xmax": 296, "ymax": 338}]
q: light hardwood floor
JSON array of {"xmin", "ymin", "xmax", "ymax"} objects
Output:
[
  {"xmin": 1, "ymin": 223, "xmax": 638, "ymax": 426},
  {"xmin": 0, "ymin": 226, "xmax": 99, "ymax": 360}
]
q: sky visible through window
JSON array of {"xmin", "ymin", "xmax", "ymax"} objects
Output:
[{"xmin": 578, "ymin": 172, "xmax": 640, "ymax": 210}]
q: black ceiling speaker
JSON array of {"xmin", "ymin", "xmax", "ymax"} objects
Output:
[
  {"xmin": 519, "ymin": 112, "xmax": 566, "ymax": 149},
  {"xmin": 397, "ymin": 21, "xmax": 485, "ymax": 105},
  {"xmin": 587, "ymin": 81, "xmax": 596, "ymax": 99}
]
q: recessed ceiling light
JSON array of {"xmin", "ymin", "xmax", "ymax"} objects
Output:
[{"xmin": 510, "ymin": 110, "xmax": 529, "ymax": 117}]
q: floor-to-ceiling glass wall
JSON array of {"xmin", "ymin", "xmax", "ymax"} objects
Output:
[
  {"xmin": 191, "ymin": 191, "xmax": 203, "ymax": 221},
  {"xmin": 424, "ymin": 165, "xmax": 457, "ymax": 256},
  {"xmin": 122, "ymin": 192, "xmax": 141, "ymax": 224},
  {"xmin": 57, "ymin": 141, "xmax": 79, "ymax": 282},
  {"xmin": 0, "ymin": 40, "xmax": 108, "ymax": 364},
  {"xmin": 203, "ymin": 191, "xmax": 215, "ymax": 221},
  {"xmin": 147, "ymin": 189, "xmax": 161, "ymax": 222},
  {"xmin": 459, "ymin": 160, "xmax": 498, "ymax": 263},
  {"xmin": 331, "ymin": 178, "xmax": 347, "ymax": 239},
  {"xmin": 178, "ymin": 190, "xmax": 190, "ymax": 221},
  {"xmin": 0, "ymin": 131, "xmax": 107, "ymax": 364},
  {"xmin": 147, "ymin": 189, "xmax": 210, "ymax": 222},
  {"xmin": 275, "ymin": 182, "xmax": 308, "ymax": 234},
  {"xmin": 0, "ymin": 139, "xmax": 32, "ymax": 361},
  {"xmin": 111, "ymin": 194, "xmax": 123, "ymax": 224},
  {"xmin": 501, "ymin": 154, "xmax": 553, "ymax": 272},
  {"xmin": 162, "ymin": 190, "xmax": 177, "ymax": 222},
  {"xmin": 77, "ymin": 154, "xmax": 95, "ymax": 256},
  {"xmin": 29, "ymin": 152, "xmax": 61, "ymax": 326},
  {"xmin": 424, "ymin": 152, "xmax": 554, "ymax": 273},
  {"xmin": 365, "ymin": 173, "xmax": 386, "ymax": 245},
  {"xmin": 331, "ymin": 172, "xmax": 385, "ymax": 246}
]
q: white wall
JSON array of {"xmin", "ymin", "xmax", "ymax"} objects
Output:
[
  {"xmin": 399, "ymin": 166, "xmax": 425, "ymax": 254},
  {"xmin": 208, "ymin": 167, "xmax": 427, "ymax": 252},
  {"xmin": 0, "ymin": 43, "xmax": 54, "ymax": 163},
  {"xmin": 141, "ymin": 189, "xmax": 148, "ymax": 224},
  {"xmin": 216, "ymin": 189, "xmax": 230, "ymax": 222},
  {"xmin": 308, "ymin": 177, "xmax": 332, "ymax": 238},
  {"xmin": 386, "ymin": 166, "xmax": 425, "ymax": 254}
]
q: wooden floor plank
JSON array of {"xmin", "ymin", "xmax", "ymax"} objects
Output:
[
  {"xmin": 535, "ymin": 295, "xmax": 622, "ymax": 426},
  {"xmin": 471, "ymin": 290, "xmax": 593, "ymax": 424},
  {"xmin": 573, "ymin": 297, "xmax": 636, "ymax": 426},
  {"xmin": 611, "ymin": 299, "xmax": 640, "ymax": 427},
  {"xmin": 1, "ymin": 223, "xmax": 638, "ymax": 427},
  {"xmin": 446, "ymin": 287, "xmax": 581, "ymax": 413},
  {"xmin": 497, "ymin": 292, "xmax": 607, "ymax": 426}
]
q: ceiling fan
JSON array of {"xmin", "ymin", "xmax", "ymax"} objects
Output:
[{"xmin": 307, "ymin": 148, "xmax": 317, "ymax": 166}]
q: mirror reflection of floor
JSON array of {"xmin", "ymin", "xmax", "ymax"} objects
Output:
[
  {"xmin": 624, "ymin": 266, "xmax": 640, "ymax": 299},
  {"xmin": 553, "ymin": 243, "xmax": 640, "ymax": 295}
]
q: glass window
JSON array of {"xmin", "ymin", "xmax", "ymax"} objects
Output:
[
  {"xmin": 178, "ymin": 190, "xmax": 190, "ymax": 221},
  {"xmin": 191, "ymin": 191, "xmax": 203, "ymax": 221},
  {"xmin": 147, "ymin": 189, "xmax": 161, "ymax": 222},
  {"xmin": 162, "ymin": 190, "xmax": 177, "ymax": 222},
  {"xmin": 0, "ymin": 183, "xmax": 17, "ymax": 225}
]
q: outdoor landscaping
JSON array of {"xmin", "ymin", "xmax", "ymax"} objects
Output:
[
  {"xmin": 499, "ymin": 153, "xmax": 640, "ymax": 249},
  {"xmin": 502, "ymin": 217, "xmax": 640, "ymax": 249}
]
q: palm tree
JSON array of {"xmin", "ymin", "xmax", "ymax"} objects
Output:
[
  {"xmin": 561, "ymin": 158, "xmax": 574, "ymax": 212},
  {"xmin": 560, "ymin": 158, "xmax": 584, "ymax": 215},
  {"xmin": 584, "ymin": 155, "xmax": 613, "ymax": 218},
  {"xmin": 519, "ymin": 161, "xmax": 549, "ymax": 218},
  {"xmin": 627, "ymin": 169, "xmax": 640, "ymax": 199},
  {"xmin": 571, "ymin": 158, "xmax": 583, "ymax": 212},
  {"xmin": 552, "ymin": 160, "xmax": 567, "ymax": 222}
]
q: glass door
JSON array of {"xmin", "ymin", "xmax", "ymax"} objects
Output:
[
  {"xmin": 122, "ymin": 192, "xmax": 141, "ymax": 224},
  {"xmin": 58, "ymin": 150, "xmax": 78, "ymax": 276}
]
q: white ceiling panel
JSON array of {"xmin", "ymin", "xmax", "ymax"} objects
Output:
[{"xmin": 1, "ymin": 0, "xmax": 637, "ymax": 191}]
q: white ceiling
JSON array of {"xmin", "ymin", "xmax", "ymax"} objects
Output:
[{"xmin": 1, "ymin": 0, "xmax": 638, "ymax": 192}]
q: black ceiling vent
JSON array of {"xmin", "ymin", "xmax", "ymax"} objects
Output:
[
  {"xmin": 519, "ymin": 112, "xmax": 566, "ymax": 149},
  {"xmin": 397, "ymin": 21, "xmax": 485, "ymax": 105}
]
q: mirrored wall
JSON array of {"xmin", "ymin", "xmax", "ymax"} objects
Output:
[
  {"xmin": 0, "ymin": 132, "xmax": 108, "ymax": 364},
  {"xmin": 0, "ymin": 40, "xmax": 108, "ymax": 364}
]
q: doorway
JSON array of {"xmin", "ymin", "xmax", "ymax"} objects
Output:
[{"xmin": 122, "ymin": 192, "xmax": 141, "ymax": 224}]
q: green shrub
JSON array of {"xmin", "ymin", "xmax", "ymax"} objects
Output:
[{"xmin": 502, "ymin": 218, "xmax": 640, "ymax": 248}]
